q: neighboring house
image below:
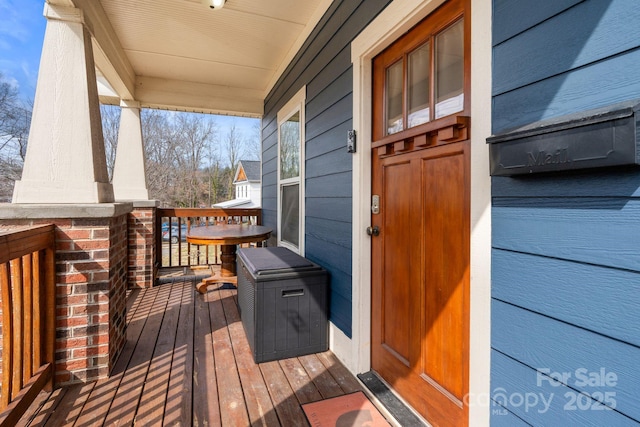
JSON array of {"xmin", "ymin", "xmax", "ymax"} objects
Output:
[
  {"xmin": 1, "ymin": 0, "xmax": 639, "ymax": 426},
  {"xmin": 213, "ymin": 160, "xmax": 261, "ymax": 208}
]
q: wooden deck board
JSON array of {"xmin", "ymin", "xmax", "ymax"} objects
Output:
[
  {"xmin": 210, "ymin": 289, "xmax": 250, "ymax": 427},
  {"xmin": 103, "ymin": 284, "xmax": 172, "ymax": 426},
  {"xmin": 134, "ymin": 282, "xmax": 184, "ymax": 426},
  {"xmin": 192, "ymin": 285, "xmax": 221, "ymax": 426},
  {"xmin": 164, "ymin": 281, "xmax": 194, "ymax": 426},
  {"xmin": 18, "ymin": 279, "xmax": 365, "ymax": 427},
  {"xmin": 72, "ymin": 287, "xmax": 159, "ymax": 427},
  {"xmin": 220, "ymin": 288, "xmax": 279, "ymax": 427},
  {"xmin": 298, "ymin": 354, "xmax": 345, "ymax": 400}
]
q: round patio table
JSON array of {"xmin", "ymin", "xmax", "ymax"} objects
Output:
[{"xmin": 187, "ymin": 224, "xmax": 272, "ymax": 294}]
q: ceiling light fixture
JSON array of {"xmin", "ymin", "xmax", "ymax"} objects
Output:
[{"xmin": 202, "ymin": 0, "xmax": 225, "ymax": 10}]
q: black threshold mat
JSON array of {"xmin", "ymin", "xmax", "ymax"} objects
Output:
[{"xmin": 357, "ymin": 371, "xmax": 429, "ymax": 427}]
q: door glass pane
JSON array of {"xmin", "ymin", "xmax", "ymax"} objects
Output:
[
  {"xmin": 386, "ymin": 60, "xmax": 404, "ymax": 135},
  {"xmin": 408, "ymin": 42, "xmax": 430, "ymax": 128},
  {"xmin": 435, "ymin": 19, "xmax": 464, "ymax": 119},
  {"xmin": 280, "ymin": 183, "xmax": 299, "ymax": 247},
  {"xmin": 280, "ymin": 112, "xmax": 300, "ymax": 180}
]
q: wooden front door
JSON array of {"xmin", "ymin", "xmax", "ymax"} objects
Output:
[{"xmin": 370, "ymin": 1, "xmax": 470, "ymax": 426}]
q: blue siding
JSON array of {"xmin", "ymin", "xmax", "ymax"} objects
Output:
[
  {"xmin": 491, "ymin": 0, "xmax": 640, "ymax": 424},
  {"xmin": 492, "ymin": 0, "xmax": 582, "ymax": 45},
  {"xmin": 493, "ymin": 250, "xmax": 640, "ymax": 347},
  {"xmin": 493, "ymin": 0, "xmax": 640, "ymax": 96},
  {"xmin": 493, "ymin": 48, "xmax": 640, "ymax": 132},
  {"xmin": 261, "ymin": 0, "xmax": 392, "ymax": 337},
  {"xmin": 491, "ymin": 350, "xmax": 637, "ymax": 426}
]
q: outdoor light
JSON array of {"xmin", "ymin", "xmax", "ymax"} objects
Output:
[{"xmin": 202, "ymin": 0, "xmax": 225, "ymax": 9}]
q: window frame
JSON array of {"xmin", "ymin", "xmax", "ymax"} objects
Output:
[{"xmin": 276, "ymin": 86, "xmax": 306, "ymax": 254}]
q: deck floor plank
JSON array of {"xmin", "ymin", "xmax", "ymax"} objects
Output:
[
  {"xmin": 279, "ymin": 357, "xmax": 323, "ymax": 405},
  {"xmin": 163, "ymin": 280, "xmax": 195, "ymax": 426},
  {"xmin": 134, "ymin": 281, "xmax": 185, "ymax": 426},
  {"xmin": 19, "ymin": 387, "xmax": 64, "ymax": 426},
  {"xmin": 260, "ymin": 360, "xmax": 309, "ymax": 426},
  {"xmin": 72, "ymin": 287, "xmax": 160, "ymax": 427},
  {"xmin": 41, "ymin": 382, "xmax": 95, "ymax": 427},
  {"xmin": 192, "ymin": 286, "xmax": 221, "ymax": 426},
  {"xmin": 298, "ymin": 354, "xmax": 345, "ymax": 400},
  {"xmin": 18, "ymin": 279, "xmax": 367, "ymax": 427},
  {"xmin": 210, "ymin": 289, "xmax": 250, "ymax": 426},
  {"xmin": 103, "ymin": 284, "xmax": 173, "ymax": 426},
  {"xmin": 219, "ymin": 288, "xmax": 279, "ymax": 427},
  {"xmin": 316, "ymin": 351, "xmax": 364, "ymax": 394}
]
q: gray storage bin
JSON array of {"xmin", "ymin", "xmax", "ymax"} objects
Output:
[{"xmin": 237, "ymin": 247, "xmax": 328, "ymax": 363}]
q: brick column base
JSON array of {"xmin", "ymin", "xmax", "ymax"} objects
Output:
[
  {"xmin": 127, "ymin": 201, "xmax": 158, "ymax": 288},
  {"xmin": 0, "ymin": 203, "xmax": 132, "ymax": 386}
]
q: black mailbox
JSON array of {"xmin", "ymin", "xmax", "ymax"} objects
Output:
[{"xmin": 487, "ymin": 101, "xmax": 640, "ymax": 176}]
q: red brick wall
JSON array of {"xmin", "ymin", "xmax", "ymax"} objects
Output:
[
  {"xmin": 127, "ymin": 207, "xmax": 155, "ymax": 288},
  {"xmin": 0, "ymin": 215, "xmax": 128, "ymax": 386}
]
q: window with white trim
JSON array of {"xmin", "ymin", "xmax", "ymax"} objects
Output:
[{"xmin": 277, "ymin": 87, "xmax": 305, "ymax": 253}]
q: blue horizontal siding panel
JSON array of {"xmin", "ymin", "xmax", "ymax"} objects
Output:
[
  {"xmin": 493, "ymin": 249, "xmax": 640, "ymax": 347},
  {"xmin": 305, "ymin": 216, "xmax": 351, "ymax": 254},
  {"xmin": 306, "ymin": 94, "xmax": 352, "ymax": 141},
  {"xmin": 329, "ymin": 291, "xmax": 352, "ymax": 338},
  {"xmin": 261, "ymin": 169, "xmax": 276, "ymax": 188},
  {"xmin": 490, "ymin": 405, "xmax": 532, "ymax": 427},
  {"xmin": 491, "ymin": 350, "xmax": 637, "ymax": 426},
  {"xmin": 306, "ymin": 171, "xmax": 353, "ymax": 198},
  {"xmin": 305, "ymin": 260, "xmax": 352, "ymax": 304},
  {"xmin": 492, "ymin": 198, "xmax": 640, "ymax": 272},
  {"xmin": 492, "ymin": 300, "xmax": 640, "ymax": 422},
  {"xmin": 306, "ymin": 147, "xmax": 352, "ymax": 179},
  {"xmin": 306, "ymin": 120, "xmax": 352, "ymax": 159},
  {"xmin": 492, "ymin": 169, "xmax": 640, "ymax": 198},
  {"xmin": 493, "ymin": 0, "xmax": 640, "ymax": 96},
  {"xmin": 492, "ymin": 0, "xmax": 582, "ymax": 46},
  {"xmin": 260, "ymin": 197, "xmax": 276, "ymax": 213},
  {"xmin": 306, "ymin": 197, "xmax": 352, "ymax": 223},
  {"xmin": 492, "ymin": 47, "xmax": 640, "ymax": 133},
  {"xmin": 306, "ymin": 68, "xmax": 353, "ymax": 122},
  {"xmin": 262, "ymin": 137, "xmax": 277, "ymax": 162},
  {"xmin": 307, "ymin": 45, "xmax": 351, "ymax": 101}
]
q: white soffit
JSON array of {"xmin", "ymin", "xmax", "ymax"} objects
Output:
[{"xmin": 86, "ymin": 0, "xmax": 331, "ymax": 116}]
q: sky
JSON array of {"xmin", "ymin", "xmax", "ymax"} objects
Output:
[
  {"xmin": 0, "ymin": 0, "xmax": 45, "ymax": 100},
  {"xmin": 0, "ymin": 0, "xmax": 260, "ymax": 152}
]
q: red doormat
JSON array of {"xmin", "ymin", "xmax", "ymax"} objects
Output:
[{"xmin": 302, "ymin": 391, "xmax": 390, "ymax": 426}]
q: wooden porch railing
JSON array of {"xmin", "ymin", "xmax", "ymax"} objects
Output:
[
  {"xmin": 156, "ymin": 208, "xmax": 262, "ymax": 268},
  {"xmin": 0, "ymin": 225, "xmax": 56, "ymax": 426}
]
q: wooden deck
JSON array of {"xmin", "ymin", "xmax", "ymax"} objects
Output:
[{"xmin": 17, "ymin": 279, "xmax": 366, "ymax": 426}]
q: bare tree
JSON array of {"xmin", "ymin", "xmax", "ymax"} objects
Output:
[
  {"xmin": 100, "ymin": 104, "xmax": 121, "ymax": 180},
  {"xmin": 142, "ymin": 109, "xmax": 179, "ymax": 206},
  {"xmin": 247, "ymin": 120, "xmax": 262, "ymax": 161},
  {"xmin": 222, "ymin": 122, "xmax": 247, "ymax": 198},
  {"xmin": 173, "ymin": 113, "xmax": 217, "ymax": 207},
  {"xmin": 0, "ymin": 74, "xmax": 31, "ymax": 201}
]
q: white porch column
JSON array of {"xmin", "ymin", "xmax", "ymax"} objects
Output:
[
  {"xmin": 111, "ymin": 100, "xmax": 149, "ymax": 200},
  {"xmin": 12, "ymin": 4, "xmax": 114, "ymax": 203}
]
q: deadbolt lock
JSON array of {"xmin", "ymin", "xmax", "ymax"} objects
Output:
[{"xmin": 371, "ymin": 195, "xmax": 380, "ymax": 214}]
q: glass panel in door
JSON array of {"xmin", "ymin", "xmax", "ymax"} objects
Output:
[
  {"xmin": 435, "ymin": 18, "xmax": 464, "ymax": 119},
  {"xmin": 386, "ymin": 60, "xmax": 404, "ymax": 135},
  {"xmin": 408, "ymin": 42, "xmax": 431, "ymax": 128}
]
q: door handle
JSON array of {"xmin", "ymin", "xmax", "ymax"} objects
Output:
[{"xmin": 366, "ymin": 226, "xmax": 380, "ymax": 237}]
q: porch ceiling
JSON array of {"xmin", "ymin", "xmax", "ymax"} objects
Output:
[{"xmin": 50, "ymin": 0, "xmax": 331, "ymax": 117}]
